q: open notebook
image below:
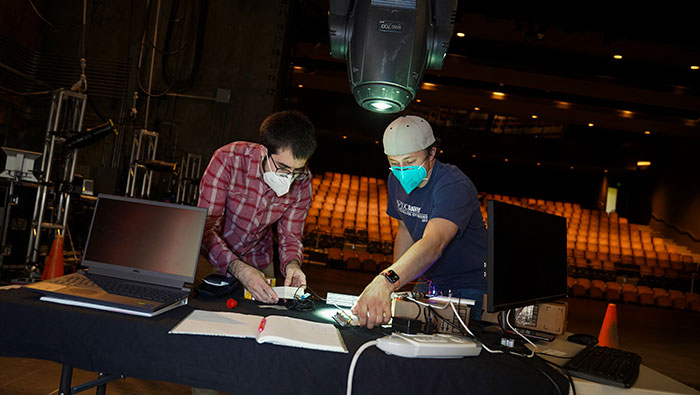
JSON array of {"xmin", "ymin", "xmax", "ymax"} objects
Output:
[
  {"xmin": 25, "ymin": 194, "xmax": 207, "ymax": 317},
  {"xmin": 169, "ymin": 310, "xmax": 348, "ymax": 353}
]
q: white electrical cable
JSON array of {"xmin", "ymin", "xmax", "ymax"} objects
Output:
[
  {"xmin": 505, "ymin": 310, "xmax": 538, "ymax": 355},
  {"xmin": 449, "ymin": 302, "xmax": 502, "ymax": 354},
  {"xmin": 346, "ymin": 340, "xmax": 378, "ymax": 395}
]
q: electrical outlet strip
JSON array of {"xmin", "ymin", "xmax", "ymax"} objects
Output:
[
  {"xmin": 326, "ymin": 292, "xmax": 359, "ymax": 307},
  {"xmin": 376, "ymin": 333, "xmax": 482, "ymax": 358},
  {"xmin": 272, "ymin": 286, "xmax": 305, "ymax": 299}
]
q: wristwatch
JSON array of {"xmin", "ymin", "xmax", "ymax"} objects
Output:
[{"xmin": 381, "ymin": 269, "xmax": 400, "ymax": 285}]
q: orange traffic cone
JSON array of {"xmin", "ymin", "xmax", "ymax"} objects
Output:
[
  {"xmin": 41, "ymin": 233, "xmax": 65, "ymax": 280},
  {"xmin": 597, "ymin": 303, "xmax": 619, "ymax": 348}
]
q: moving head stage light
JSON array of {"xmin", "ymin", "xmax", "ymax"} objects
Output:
[
  {"xmin": 329, "ymin": 0, "xmax": 458, "ymax": 113},
  {"xmin": 65, "ymin": 119, "xmax": 119, "ymax": 151}
]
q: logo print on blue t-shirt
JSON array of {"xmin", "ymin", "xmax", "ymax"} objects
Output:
[{"xmin": 396, "ymin": 200, "xmax": 429, "ymax": 222}]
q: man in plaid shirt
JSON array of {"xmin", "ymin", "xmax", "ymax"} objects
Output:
[{"xmin": 197, "ymin": 111, "xmax": 316, "ymax": 304}]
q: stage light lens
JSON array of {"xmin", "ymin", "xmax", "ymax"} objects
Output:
[{"xmin": 369, "ymin": 101, "xmax": 393, "ymax": 111}]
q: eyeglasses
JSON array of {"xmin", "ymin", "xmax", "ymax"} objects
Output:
[
  {"xmin": 388, "ymin": 155, "xmax": 429, "ymax": 171},
  {"xmin": 269, "ymin": 155, "xmax": 309, "ymax": 180}
]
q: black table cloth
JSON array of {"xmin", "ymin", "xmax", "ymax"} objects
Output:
[{"xmin": 0, "ymin": 288, "xmax": 568, "ymax": 394}]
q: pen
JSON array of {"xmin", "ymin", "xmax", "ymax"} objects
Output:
[{"xmin": 258, "ymin": 317, "xmax": 266, "ymax": 333}]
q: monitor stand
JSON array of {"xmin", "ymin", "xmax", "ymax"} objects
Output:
[
  {"xmin": 498, "ymin": 309, "xmax": 555, "ymax": 342},
  {"xmin": 468, "ymin": 313, "xmax": 530, "ymax": 354}
]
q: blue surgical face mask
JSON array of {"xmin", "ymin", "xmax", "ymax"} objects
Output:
[{"xmin": 390, "ymin": 157, "xmax": 428, "ymax": 194}]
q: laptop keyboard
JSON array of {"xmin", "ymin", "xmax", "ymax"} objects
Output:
[
  {"xmin": 57, "ymin": 273, "xmax": 187, "ymax": 303},
  {"xmin": 53, "ymin": 274, "xmax": 100, "ymax": 288}
]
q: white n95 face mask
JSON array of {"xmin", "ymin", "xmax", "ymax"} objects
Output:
[{"xmin": 263, "ymin": 171, "xmax": 293, "ymax": 196}]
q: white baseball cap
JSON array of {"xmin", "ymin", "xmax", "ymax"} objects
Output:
[{"xmin": 383, "ymin": 115, "xmax": 435, "ymax": 156}]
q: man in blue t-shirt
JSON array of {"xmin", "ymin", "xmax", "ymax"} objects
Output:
[{"xmin": 352, "ymin": 115, "xmax": 487, "ymax": 329}]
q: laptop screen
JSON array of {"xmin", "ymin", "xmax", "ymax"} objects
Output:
[{"xmin": 82, "ymin": 195, "xmax": 207, "ymax": 284}]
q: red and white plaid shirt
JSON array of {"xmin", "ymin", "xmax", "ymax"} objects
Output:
[{"xmin": 197, "ymin": 142, "xmax": 312, "ymax": 275}]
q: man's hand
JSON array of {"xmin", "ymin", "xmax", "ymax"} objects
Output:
[
  {"xmin": 229, "ymin": 260, "xmax": 278, "ymax": 304},
  {"xmin": 351, "ymin": 275, "xmax": 394, "ymax": 329},
  {"xmin": 283, "ymin": 261, "xmax": 306, "ymax": 287}
]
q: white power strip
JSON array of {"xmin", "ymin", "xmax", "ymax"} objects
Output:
[
  {"xmin": 376, "ymin": 333, "xmax": 482, "ymax": 358},
  {"xmin": 326, "ymin": 292, "xmax": 359, "ymax": 307},
  {"xmin": 272, "ymin": 286, "xmax": 305, "ymax": 299}
]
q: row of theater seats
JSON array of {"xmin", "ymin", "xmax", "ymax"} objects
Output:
[
  {"xmin": 325, "ymin": 247, "xmax": 392, "ymax": 272},
  {"xmin": 304, "ymin": 172, "xmax": 398, "ymax": 248},
  {"xmin": 567, "ymin": 255, "xmax": 696, "ymax": 291},
  {"xmin": 568, "ymin": 277, "xmax": 700, "ymax": 311}
]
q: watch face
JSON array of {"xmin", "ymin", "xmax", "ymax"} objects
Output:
[{"xmin": 383, "ymin": 270, "xmax": 399, "ymax": 283}]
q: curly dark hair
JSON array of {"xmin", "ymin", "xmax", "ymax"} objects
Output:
[{"xmin": 259, "ymin": 111, "xmax": 317, "ymax": 160}]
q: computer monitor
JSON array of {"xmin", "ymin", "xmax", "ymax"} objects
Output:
[{"xmin": 486, "ymin": 200, "xmax": 567, "ymax": 325}]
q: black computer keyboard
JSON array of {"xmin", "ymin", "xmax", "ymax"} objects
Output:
[
  {"xmin": 564, "ymin": 344, "xmax": 642, "ymax": 388},
  {"xmin": 86, "ymin": 274, "xmax": 186, "ymax": 302}
]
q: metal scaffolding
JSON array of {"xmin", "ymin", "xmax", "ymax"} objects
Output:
[
  {"xmin": 125, "ymin": 129, "xmax": 159, "ymax": 198},
  {"xmin": 176, "ymin": 153, "xmax": 202, "ymax": 205},
  {"xmin": 25, "ymin": 89, "xmax": 87, "ymax": 275}
]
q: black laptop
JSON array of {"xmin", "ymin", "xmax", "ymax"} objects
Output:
[{"xmin": 25, "ymin": 194, "xmax": 207, "ymax": 317}]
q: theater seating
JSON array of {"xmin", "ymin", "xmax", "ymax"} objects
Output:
[
  {"xmin": 621, "ymin": 283, "xmax": 638, "ymax": 303},
  {"xmin": 653, "ymin": 288, "xmax": 671, "ymax": 307},
  {"xmin": 358, "ymin": 251, "xmax": 375, "ymax": 272},
  {"xmin": 344, "ymin": 249, "xmax": 361, "ymax": 271},
  {"xmin": 687, "ymin": 293, "xmax": 700, "ymax": 311},
  {"xmin": 572, "ymin": 278, "xmax": 591, "ymax": 297},
  {"xmin": 604, "ymin": 281, "xmax": 621, "ymax": 301},
  {"xmin": 304, "ymin": 172, "xmax": 397, "ymax": 275},
  {"xmin": 589, "ymin": 280, "xmax": 606, "ymax": 299},
  {"xmin": 669, "ymin": 290, "xmax": 688, "ymax": 310},
  {"xmin": 327, "ymin": 247, "xmax": 343, "ymax": 268},
  {"xmin": 305, "ymin": 174, "xmax": 700, "ymax": 313},
  {"xmin": 637, "ymin": 286, "xmax": 654, "ymax": 306}
]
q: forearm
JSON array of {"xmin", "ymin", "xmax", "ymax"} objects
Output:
[
  {"xmin": 385, "ymin": 236, "xmax": 442, "ymax": 289},
  {"xmin": 277, "ymin": 181, "xmax": 312, "ymax": 274},
  {"xmin": 354, "ymin": 218, "xmax": 457, "ymax": 328},
  {"xmin": 277, "ymin": 238, "xmax": 303, "ymax": 275},
  {"xmin": 384, "ymin": 218, "xmax": 457, "ymax": 290},
  {"xmin": 393, "ymin": 228, "xmax": 413, "ymax": 262},
  {"xmin": 226, "ymin": 259, "xmax": 248, "ymax": 278},
  {"xmin": 201, "ymin": 225, "xmax": 239, "ymax": 273},
  {"xmin": 283, "ymin": 259, "xmax": 301, "ymax": 276},
  {"xmin": 283, "ymin": 259, "xmax": 306, "ymax": 287},
  {"xmin": 351, "ymin": 240, "xmax": 439, "ymax": 329},
  {"xmin": 198, "ymin": 149, "xmax": 237, "ymax": 274},
  {"xmin": 229, "ymin": 258, "xmax": 278, "ymax": 303}
]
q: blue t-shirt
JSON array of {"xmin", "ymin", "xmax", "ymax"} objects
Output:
[{"xmin": 386, "ymin": 160, "xmax": 487, "ymax": 293}]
